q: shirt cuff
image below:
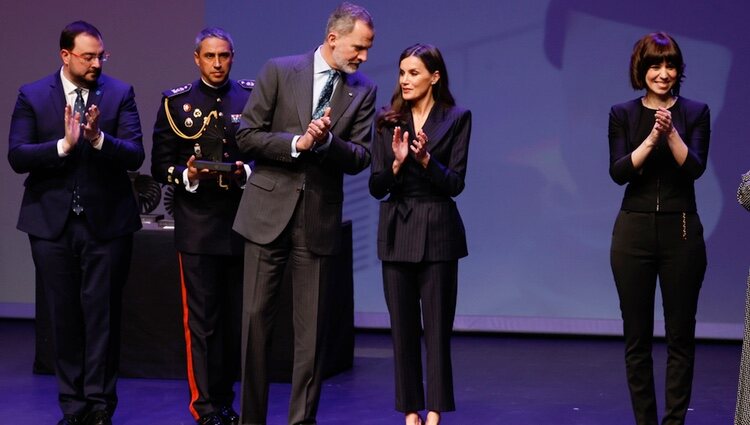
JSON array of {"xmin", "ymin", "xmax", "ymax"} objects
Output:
[
  {"xmin": 57, "ymin": 139, "xmax": 68, "ymax": 157},
  {"xmin": 90, "ymin": 131, "xmax": 104, "ymax": 150},
  {"xmin": 183, "ymin": 168, "xmax": 199, "ymax": 192},
  {"xmin": 291, "ymin": 136, "xmax": 301, "ymax": 158},
  {"xmin": 240, "ymin": 164, "xmax": 253, "ymax": 189}
]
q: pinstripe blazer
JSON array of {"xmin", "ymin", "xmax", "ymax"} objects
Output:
[
  {"xmin": 233, "ymin": 51, "xmax": 376, "ymax": 255},
  {"xmin": 369, "ymin": 103, "xmax": 471, "ymax": 262}
]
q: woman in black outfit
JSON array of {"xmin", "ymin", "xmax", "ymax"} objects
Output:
[
  {"xmin": 609, "ymin": 32, "xmax": 710, "ymax": 425},
  {"xmin": 369, "ymin": 44, "xmax": 471, "ymax": 425}
]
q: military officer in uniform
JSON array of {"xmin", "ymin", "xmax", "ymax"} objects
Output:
[{"xmin": 151, "ymin": 27, "xmax": 253, "ymax": 425}]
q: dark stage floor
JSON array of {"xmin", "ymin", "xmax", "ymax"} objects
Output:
[{"xmin": 0, "ymin": 319, "xmax": 741, "ymax": 424}]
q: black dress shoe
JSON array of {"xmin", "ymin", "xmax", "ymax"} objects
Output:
[
  {"xmin": 57, "ymin": 415, "xmax": 82, "ymax": 425},
  {"xmin": 197, "ymin": 413, "xmax": 224, "ymax": 425},
  {"xmin": 84, "ymin": 410, "xmax": 112, "ymax": 425},
  {"xmin": 217, "ymin": 406, "xmax": 240, "ymax": 425}
]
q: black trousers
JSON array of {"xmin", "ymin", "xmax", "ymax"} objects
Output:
[
  {"xmin": 610, "ymin": 210, "xmax": 706, "ymax": 425},
  {"xmin": 240, "ymin": 197, "xmax": 334, "ymax": 425},
  {"xmin": 382, "ymin": 260, "xmax": 458, "ymax": 413},
  {"xmin": 29, "ymin": 214, "xmax": 133, "ymax": 417},
  {"xmin": 178, "ymin": 252, "xmax": 243, "ymax": 419}
]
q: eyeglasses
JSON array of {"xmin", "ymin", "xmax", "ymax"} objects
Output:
[{"xmin": 67, "ymin": 50, "xmax": 110, "ymax": 63}]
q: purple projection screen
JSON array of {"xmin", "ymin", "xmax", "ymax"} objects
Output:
[
  {"xmin": 209, "ymin": 0, "xmax": 750, "ymax": 337},
  {"xmin": 1, "ymin": 1, "xmax": 748, "ymax": 339}
]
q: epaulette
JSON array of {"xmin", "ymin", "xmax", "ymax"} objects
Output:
[
  {"xmin": 163, "ymin": 83, "xmax": 192, "ymax": 98},
  {"xmin": 237, "ymin": 79, "xmax": 255, "ymax": 90}
]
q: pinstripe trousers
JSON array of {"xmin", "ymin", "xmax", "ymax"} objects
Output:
[
  {"xmin": 382, "ymin": 260, "xmax": 458, "ymax": 413},
  {"xmin": 240, "ymin": 194, "xmax": 335, "ymax": 425}
]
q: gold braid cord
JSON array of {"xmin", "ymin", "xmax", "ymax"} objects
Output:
[
  {"xmin": 218, "ymin": 174, "xmax": 229, "ymax": 189},
  {"xmin": 163, "ymin": 97, "xmax": 218, "ymax": 140}
]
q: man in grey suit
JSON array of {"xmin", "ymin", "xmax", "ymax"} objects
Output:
[{"xmin": 232, "ymin": 3, "xmax": 376, "ymax": 424}]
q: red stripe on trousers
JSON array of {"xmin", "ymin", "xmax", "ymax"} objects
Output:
[{"xmin": 179, "ymin": 252, "xmax": 201, "ymax": 420}]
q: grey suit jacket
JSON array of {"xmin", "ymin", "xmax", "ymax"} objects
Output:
[{"xmin": 233, "ymin": 51, "xmax": 376, "ymax": 255}]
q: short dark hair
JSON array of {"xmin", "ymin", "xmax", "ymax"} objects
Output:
[
  {"xmin": 326, "ymin": 2, "xmax": 373, "ymax": 37},
  {"xmin": 60, "ymin": 21, "xmax": 102, "ymax": 51},
  {"xmin": 195, "ymin": 27, "xmax": 234, "ymax": 54},
  {"xmin": 377, "ymin": 43, "xmax": 456, "ymax": 130},
  {"xmin": 630, "ymin": 31, "xmax": 685, "ymax": 95}
]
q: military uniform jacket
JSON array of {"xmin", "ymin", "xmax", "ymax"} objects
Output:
[{"xmin": 152, "ymin": 78, "xmax": 254, "ymax": 255}]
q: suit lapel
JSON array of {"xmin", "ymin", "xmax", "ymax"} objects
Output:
[
  {"xmin": 291, "ymin": 53, "xmax": 362, "ymax": 129},
  {"xmin": 630, "ymin": 99, "xmax": 644, "ymax": 151},
  {"xmin": 76, "ymin": 77, "xmax": 106, "ymax": 157},
  {"xmin": 291, "ymin": 54, "xmax": 314, "ymax": 129},
  {"xmin": 87, "ymin": 78, "xmax": 104, "ymax": 110},
  {"xmin": 421, "ymin": 104, "xmax": 450, "ymax": 147},
  {"xmin": 329, "ymin": 73, "xmax": 355, "ymax": 127},
  {"xmin": 81, "ymin": 79, "xmax": 106, "ymax": 158},
  {"xmin": 49, "ymin": 73, "xmax": 67, "ymax": 125}
]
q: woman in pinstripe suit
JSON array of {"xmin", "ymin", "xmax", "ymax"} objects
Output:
[{"xmin": 369, "ymin": 44, "xmax": 471, "ymax": 425}]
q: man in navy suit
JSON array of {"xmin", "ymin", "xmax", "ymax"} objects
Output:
[
  {"xmin": 233, "ymin": 3, "xmax": 376, "ymax": 424},
  {"xmin": 8, "ymin": 21, "xmax": 144, "ymax": 425}
]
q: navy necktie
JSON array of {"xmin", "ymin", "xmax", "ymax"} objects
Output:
[
  {"xmin": 74, "ymin": 88, "xmax": 86, "ymax": 123},
  {"xmin": 313, "ymin": 70, "xmax": 337, "ymax": 119},
  {"xmin": 72, "ymin": 88, "xmax": 85, "ymax": 215}
]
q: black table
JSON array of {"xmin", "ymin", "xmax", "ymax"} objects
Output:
[{"xmin": 34, "ymin": 221, "xmax": 354, "ymax": 382}]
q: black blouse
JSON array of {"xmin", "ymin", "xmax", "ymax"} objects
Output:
[{"xmin": 608, "ymin": 97, "xmax": 711, "ymax": 212}]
